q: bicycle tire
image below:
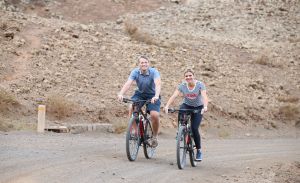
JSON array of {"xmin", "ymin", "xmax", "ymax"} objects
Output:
[
  {"xmin": 143, "ymin": 118, "xmax": 155, "ymax": 159},
  {"xmin": 176, "ymin": 125, "xmax": 187, "ymax": 169},
  {"xmin": 126, "ymin": 117, "xmax": 140, "ymax": 161},
  {"xmin": 188, "ymin": 135, "xmax": 197, "ymax": 167}
]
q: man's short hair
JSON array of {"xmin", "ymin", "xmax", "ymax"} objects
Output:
[{"xmin": 138, "ymin": 55, "xmax": 149, "ymax": 62}]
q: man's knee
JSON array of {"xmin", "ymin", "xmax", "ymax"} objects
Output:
[{"xmin": 150, "ymin": 111, "xmax": 159, "ymax": 120}]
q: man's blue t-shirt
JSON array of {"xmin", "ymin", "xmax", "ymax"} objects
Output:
[{"xmin": 129, "ymin": 67, "xmax": 160, "ymax": 95}]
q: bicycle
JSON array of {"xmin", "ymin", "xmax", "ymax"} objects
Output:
[
  {"xmin": 122, "ymin": 98, "xmax": 156, "ymax": 161},
  {"xmin": 168, "ymin": 108, "xmax": 200, "ymax": 169}
]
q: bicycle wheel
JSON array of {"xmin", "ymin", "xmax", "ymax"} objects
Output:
[
  {"xmin": 188, "ymin": 134, "xmax": 197, "ymax": 167},
  {"xmin": 126, "ymin": 117, "xmax": 140, "ymax": 161},
  {"xmin": 176, "ymin": 125, "xmax": 187, "ymax": 169},
  {"xmin": 143, "ymin": 118, "xmax": 155, "ymax": 159}
]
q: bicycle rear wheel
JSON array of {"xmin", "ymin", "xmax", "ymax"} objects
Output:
[
  {"xmin": 143, "ymin": 118, "xmax": 155, "ymax": 159},
  {"xmin": 176, "ymin": 126, "xmax": 187, "ymax": 169},
  {"xmin": 126, "ymin": 117, "xmax": 140, "ymax": 161},
  {"xmin": 188, "ymin": 135, "xmax": 197, "ymax": 167}
]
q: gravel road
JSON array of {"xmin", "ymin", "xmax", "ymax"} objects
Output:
[{"xmin": 1, "ymin": 130, "xmax": 299, "ymax": 183}]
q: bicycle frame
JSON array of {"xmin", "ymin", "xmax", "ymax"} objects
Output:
[
  {"xmin": 123, "ymin": 98, "xmax": 155, "ymax": 161},
  {"xmin": 128, "ymin": 99, "xmax": 150, "ymax": 141},
  {"xmin": 168, "ymin": 108, "xmax": 199, "ymax": 169},
  {"xmin": 179, "ymin": 112, "xmax": 193, "ymax": 149}
]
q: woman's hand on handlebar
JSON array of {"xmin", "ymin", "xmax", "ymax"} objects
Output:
[{"xmin": 164, "ymin": 106, "xmax": 169, "ymax": 114}]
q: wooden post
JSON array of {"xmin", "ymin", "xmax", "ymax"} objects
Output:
[{"xmin": 37, "ymin": 105, "xmax": 46, "ymax": 133}]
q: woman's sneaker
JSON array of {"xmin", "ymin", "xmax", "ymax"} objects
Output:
[{"xmin": 195, "ymin": 149, "xmax": 202, "ymax": 161}]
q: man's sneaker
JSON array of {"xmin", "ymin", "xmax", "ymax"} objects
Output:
[
  {"xmin": 150, "ymin": 137, "xmax": 158, "ymax": 148},
  {"xmin": 195, "ymin": 149, "xmax": 202, "ymax": 161}
]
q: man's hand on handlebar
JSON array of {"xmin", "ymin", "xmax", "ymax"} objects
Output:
[
  {"xmin": 117, "ymin": 93, "xmax": 124, "ymax": 102},
  {"xmin": 151, "ymin": 96, "xmax": 159, "ymax": 104}
]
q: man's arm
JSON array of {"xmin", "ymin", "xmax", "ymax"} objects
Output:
[
  {"xmin": 118, "ymin": 79, "xmax": 134, "ymax": 101},
  {"xmin": 151, "ymin": 77, "xmax": 161, "ymax": 103},
  {"xmin": 154, "ymin": 77, "xmax": 161, "ymax": 98}
]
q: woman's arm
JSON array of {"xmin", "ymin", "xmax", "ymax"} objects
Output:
[
  {"xmin": 164, "ymin": 89, "xmax": 181, "ymax": 113},
  {"xmin": 201, "ymin": 89, "xmax": 208, "ymax": 112}
]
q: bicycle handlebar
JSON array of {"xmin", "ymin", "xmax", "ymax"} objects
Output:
[{"xmin": 168, "ymin": 108, "xmax": 201, "ymax": 114}]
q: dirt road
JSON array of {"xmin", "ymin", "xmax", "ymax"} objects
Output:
[{"xmin": 1, "ymin": 130, "xmax": 299, "ymax": 183}]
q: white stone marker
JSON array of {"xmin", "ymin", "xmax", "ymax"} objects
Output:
[{"xmin": 37, "ymin": 105, "xmax": 46, "ymax": 133}]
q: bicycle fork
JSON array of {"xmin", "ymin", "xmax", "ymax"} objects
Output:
[{"xmin": 138, "ymin": 115, "xmax": 145, "ymax": 145}]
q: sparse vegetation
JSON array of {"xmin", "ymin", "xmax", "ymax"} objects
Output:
[
  {"xmin": 255, "ymin": 54, "xmax": 269, "ymax": 65},
  {"xmin": 0, "ymin": 21, "xmax": 7, "ymax": 30},
  {"xmin": 278, "ymin": 105, "xmax": 299, "ymax": 120},
  {"xmin": 113, "ymin": 122, "xmax": 127, "ymax": 134},
  {"xmin": 47, "ymin": 95, "xmax": 77, "ymax": 120},
  {"xmin": 124, "ymin": 20, "xmax": 158, "ymax": 46},
  {"xmin": 0, "ymin": 89, "xmax": 20, "ymax": 112},
  {"xmin": 218, "ymin": 129, "xmax": 230, "ymax": 138},
  {"xmin": 0, "ymin": 119, "xmax": 14, "ymax": 132},
  {"xmin": 276, "ymin": 95, "xmax": 299, "ymax": 103},
  {"xmin": 254, "ymin": 54, "xmax": 283, "ymax": 68}
]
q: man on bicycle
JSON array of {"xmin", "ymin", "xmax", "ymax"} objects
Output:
[{"xmin": 118, "ymin": 55, "xmax": 161, "ymax": 147}]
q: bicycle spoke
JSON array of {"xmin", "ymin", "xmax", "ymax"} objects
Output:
[
  {"xmin": 143, "ymin": 118, "xmax": 156, "ymax": 159},
  {"xmin": 177, "ymin": 126, "xmax": 187, "ymax": 169},
  {"xmin": 126, "ymin": 117, "xmax": 140, "ymax": 161}
]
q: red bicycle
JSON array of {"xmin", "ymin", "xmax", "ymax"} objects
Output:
[
  {"xmin": 122, "ymin": 98, "xmax": 156, "ymax": 161},
  {"xmin": 168, "ymin": 108, "xmax": 200, "ymax": 169}
]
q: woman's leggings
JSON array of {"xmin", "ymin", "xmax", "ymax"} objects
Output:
[{"xmin": 179, "ymin": 103, "xmax": 203, "ymax": 149}]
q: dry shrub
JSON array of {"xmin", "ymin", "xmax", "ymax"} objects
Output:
[
  {"xmin": 113, "ymin": 123, "xmax": 127, "ymax": 134},
  {"xmin": 124, "ymin": 21, "xmax": 138, "ymax": 35},
  {"xmin": 47, "ymin": 95, "xmax": 76, "ymax": 120},
  {"xmin": 277, "ymin": 96, "xmax": 299, "ymax": 103},
  {"xmin": 278, "ymin": 105, "xmax": 299, "ymax": 120},
  {"xmin": 124, "ymin": 21, "xmax": 158, "ymax": 46},
  {"xmin": 288, "ymin": 37, "xmax": 300, "ymax": 43},
  {"xmin": 0, "ymin": 89, "xmax": 20, "ymax": 112},
  {"xmin": 254, "ymin": 54, "xmax": 283, "ymax": 68},
  {"xmin": 255, "ymin": 54, "xmax": 269, "ymax": 65},
  {"xmin": 0, "ymin": 21, "xmax": 8, "ymax": 30},
  {"xmin": 218, "ymin": 129, "xmax": 230, "ymax": 138},
  {"xmin": 0, "ymin": 120, "xmax": 14, "ymax": 132}
]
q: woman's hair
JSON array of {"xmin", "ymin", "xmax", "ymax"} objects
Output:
[{"xmin": 184, "ymin": 68, "xmax": 194, "ymax": 76}]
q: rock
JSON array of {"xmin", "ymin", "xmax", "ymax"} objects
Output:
[
  {"xmin": 116, "ymin": 18, "xmax": 123, "ymax": 24},
  {"xmin": 170, "ymin": 0, "xmax": 180, "ymax": 4},
  {"xmin": 80, "ymin": 24, "xmax": 89, "ymax": 31},
  {"xmin": 4, "ymin": 31, "xmax": 14, "ymax": 39}
]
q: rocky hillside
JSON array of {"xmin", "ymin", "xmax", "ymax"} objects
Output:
[{"xmin": 0, "ymin": 0, "xmax": 299, "ymax": 135}]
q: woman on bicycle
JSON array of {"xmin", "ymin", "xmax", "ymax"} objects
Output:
[{"xmin": 164, "ymin": 69, "xmax": 208, "ymax": 161}]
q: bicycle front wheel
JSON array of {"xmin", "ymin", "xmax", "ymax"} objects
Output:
[
  {"xmin": 188, "ymin": 134, "xmax": 197, "ymax": 167},
  {"xmin": 177, "ymin": 126, "xmax": 187, "ymax": 169},
  {"xmin": 126, "ymin": 117, "xmax": 140, "ymax": 161},
  {"xmin": 143, "ymin": 118, "xmax": 155, "ymax": 159}
]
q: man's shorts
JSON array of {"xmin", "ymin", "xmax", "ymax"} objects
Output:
[{"xmin": 131, "ymin": 91, "xmax": 161, "ymax": 112}]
